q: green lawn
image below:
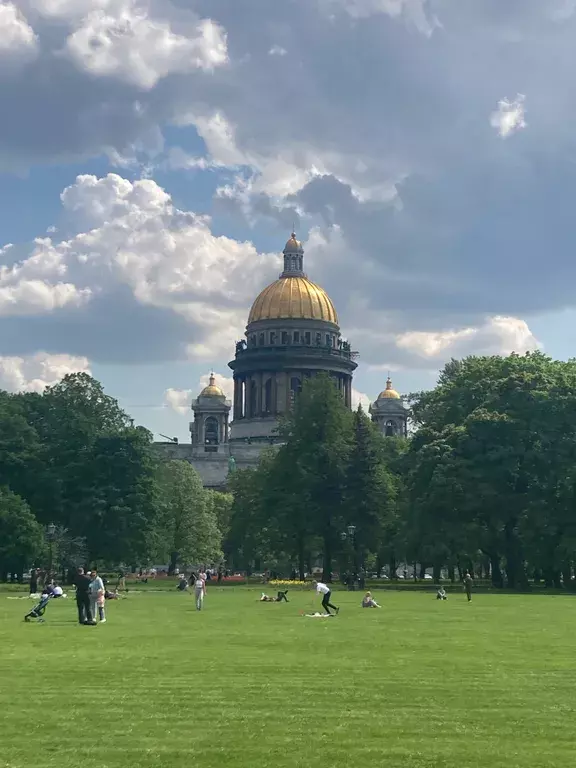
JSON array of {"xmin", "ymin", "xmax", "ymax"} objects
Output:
[{"xmin": 1, "ymin": 587, "xmax": 575, "ymax": 768}]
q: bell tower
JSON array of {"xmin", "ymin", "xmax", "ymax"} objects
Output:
[
  {"xmin": 190, "ymin": 374, "xmax": 231, "ymax": 456},
  {"xmin": 370, "ymin": 377, "xmax": 408, "ymax": 437}
]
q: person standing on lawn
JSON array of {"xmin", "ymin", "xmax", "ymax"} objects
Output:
[
  {"xmin": 194, "ymin": 571, "xmax": 206, "ymax": 611},
  {"xmin": 89, "ymin": 569, "xmax": 105, "ymax": 622},
  {"xmin": 74, "ymin": 567, "xmax": 95, "ymax": 625},
  {"xmin": 464, "ymin": 572, "xmax": 473, "ymax": 602},
  {"xmin": 313, "ymin": 580, "xmax": 339, "ymax": 615}
]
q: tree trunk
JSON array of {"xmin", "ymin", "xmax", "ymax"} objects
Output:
[
  {"xmin": 419, "ymin": 563, "xmax": 426, "ymax": 579},
  {"xmin": 562, "ymin": 563, "xmax": 572, "ymax": 591},
  {"xmin": 504, "ymin": 520, "xmax": 529, "ymax": 590},
  {"xmin": 447, "ymin": 565, "xmax": 455, "ymax": 583},
  {"xmin": 168, "ymin": 551, "xmax": 178, "ymax": 575},
  {"xmin": 553, "ymin": 570, "xmax": 562, "ymax": 589},
  {"xmin": 322, "ymin": 533, "xmax": 333, "ymax": 583},
  {"xmin": 375, "ymin": 552, "xmax": 383, "ymax": 578},
  {"xmin": 297, "ymin": 535, "xmax": 305, "ymax": 581},
  {"xmin": 533, "ymin": 568, "xmax": 541, "ymax": 585},
  {"xmin": 433, "ymin": 562, "xmax": 442, "ymax": 582},
  {"xmin": 389, "ymin": 554, "xmax": 397, "ymax": 580},
  {"xmin": 490, "ymin": 555, "xmax": 504, "ymax": 588}
]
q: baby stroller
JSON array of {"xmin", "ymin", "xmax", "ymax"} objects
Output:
[{"xmin": 24, "ymin": 593, "xmax": 52, "ymax": 622}]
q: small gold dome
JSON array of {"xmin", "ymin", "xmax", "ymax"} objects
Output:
[
  {"xmin": 378, "ymin": 377, "xmax": 400, "ymax": 400},
  {"xmin": 284, "ymin": 232, "xmax": 303, "ymax": 251},
  {"xmin": 248, "ymin": 276, "xmax": 338, "ymax": 324},
  {"xmin": 199, "ymin": 373, "xmax": 224, "ymax": 398}
]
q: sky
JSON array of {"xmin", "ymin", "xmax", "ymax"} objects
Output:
[{"xmin": 1, "ymin": 0, "xmax": 576, "ymax": 441}]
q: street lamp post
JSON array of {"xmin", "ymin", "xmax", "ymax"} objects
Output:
[
  {"xmin": 46, "ymin": 523, "xmax": 56, "ymax": 581},
  {"xmin": 347, "ymin": 525, "xmax": 357, "ymax": 588}
]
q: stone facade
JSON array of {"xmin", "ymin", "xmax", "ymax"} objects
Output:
[{"xmin": 155, "ymin": 235, "xmax": 408, "ymax": 488}]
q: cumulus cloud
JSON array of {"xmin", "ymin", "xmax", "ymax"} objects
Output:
[
  {"xmin": 395, "ymin": 316, "xmax": 541, "ymax": 365},
  {"xmin": 490, "ymin": 94, "xmax": 527, "ymax": 139},
  {"xmin": 65, "ymin": 6, "xmax": 228, "ymax": 90},
  {"xmin": 164, "ymin": 387, "xmax": 191, "ymax": 414},
  {"xmin": 0, "ymin": 173, "xmax": 275, "ymax": 362},
  {"xmin": 0, "ymin": 2, "xmax": 38, "ymax": 62},
  {"xmin": 0, "ymin": 351, "xmax": 90, "ymax": 393},
  {"xmin": 351, "ymin": 387, "xmax": 372, "ymax": 410}
]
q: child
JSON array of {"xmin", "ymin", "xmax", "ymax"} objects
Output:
[
  {"xmin": 436, "ymin": 586, "xmax": 447, "ymax": 600},
  {"xmin": 97, "ymin": 588, "xmax": 106, "ymax": 623},
  {"xmin": 361, "ymin": 591, "xmax": 380, "ymax": 608}
]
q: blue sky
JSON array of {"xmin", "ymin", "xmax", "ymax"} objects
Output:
[{"xmin": 1, "ymin": 0, "xmax": 575, "ymax": 441}]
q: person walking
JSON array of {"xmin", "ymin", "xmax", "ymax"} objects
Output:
[
  {"xmin": 89, "ymin": 569, "xmax": 105, "ymax": 623},
  {"xmin": 313, "ymin": 580, "xmax": 339, "ymax": 615},
  {"xmin": 194, "ymin": 572, "xmax": 206, "ymax": 611},
  {"xmin": 464, "ymin": 572, "xmax": 473, "ymax": 602},
  {"xmin": 74, "ymin": 567, "xmax": 95, "ymax": 625},
  {"xmin": 29, "ymin": 568, "xmax": 39, "ymax": 595}
]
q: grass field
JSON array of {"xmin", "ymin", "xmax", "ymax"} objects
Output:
[{"xmin": 1, "ymin": 587, "xmax": 576, "ymax": 768}]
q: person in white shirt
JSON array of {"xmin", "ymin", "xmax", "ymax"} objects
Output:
[
  {"xmin": 313, "ymin": 580, "xmax": 339, "ymax": 615},
  {"xmin": 89, "ymin": 570, "xmax": 105, "ymax": 623},
  {"xmin": 194, "ymin": 573, "xmax": 206, "ymax": 611}
]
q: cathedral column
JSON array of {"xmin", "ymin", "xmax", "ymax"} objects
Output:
[
  {"xmin": 346, "ymin": 378, "xmax": 352, "ymax": 408},
  {"xmin": 244, "ymin": 376, "xmax": 250, "ymax": 419},
  {"xmin": 256, "ymin": 372, "xmax": 263, "ymax": 417},
  {"xmin": 233, "ymin": 378, "xmax": 242, "ymax": 420}
]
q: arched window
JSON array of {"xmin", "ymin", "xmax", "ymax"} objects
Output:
[
  {"xmin": 264, "ymin": 378, "xmax": 273, "ymax": 414},
  {"xmin": 205, "ymin": 417, "xmax": 219, "ymax": 452},
  {"xmin": 290, "ymin": 377, "xmax": 302, "ymax": 405},
  {"xmin": 385, "ymin": 420, "xmax": 396, "ymax": 437}
]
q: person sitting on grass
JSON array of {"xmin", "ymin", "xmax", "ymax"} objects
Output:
[
  {"xmin": 361, "ymin": 591, "xmax": 380, "ymax": 608},
  {"xmin": 260, "ymin": 591, "xmax": 289, "ymax": 603},
  {"xmin": 176, "ymin": 575, "xmax": 189, "ymax": 592},
  {"xmin": 437, "ymin": 586, "xmax": 447, "ymax": 601}
]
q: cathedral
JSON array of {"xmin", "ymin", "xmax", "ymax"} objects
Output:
[{"xmin": 156, "ymin": 234, "xmax": 408, "ymax": 488}]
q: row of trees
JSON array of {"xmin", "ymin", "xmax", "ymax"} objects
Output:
[
  {"xmin": 228, "ymin": 354, "xmax": 576, "ymax": 589},
  {"xmin": 0, "ymin": 374, "xmax": 228, "ymax": 580}
]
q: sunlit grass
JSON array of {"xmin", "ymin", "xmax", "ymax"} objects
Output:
[{"xmin": 1, "ymin": 587, "xmax": 575, "ymax": 768}]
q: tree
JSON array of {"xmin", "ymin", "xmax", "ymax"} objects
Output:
[
  {"xmin": 0, "ymin": 487, "xmax": 43, "ymax": 580},
  {"xmin": 344, "ymin": 407, "xmax": 396, "ymax": 572},
  {"xmin": 407, "ymin": 352, "xmax": 576, "ymax": 588},
  {"xmin": 156, "ymin": 460, "xmax": 221, "ymax": 572},
  {"xmin": 277, "ymin": 374, "xmax": 353, "ymax": 580}
]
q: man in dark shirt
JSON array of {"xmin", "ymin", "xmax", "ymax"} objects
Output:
[{"xmin": 74, "ymin": 567, "xmax": 95, "ymax": 625}]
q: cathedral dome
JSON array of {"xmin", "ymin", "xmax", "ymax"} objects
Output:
[
  {"xmin": 378, "ymin": 377, "xmax": 400, "ymax": 400},
  {"xmin": 248, "ymin": 276, "xmax": 338, "ymax": 325},
  {"xmin": 284, "ymin": 233, "xmax": 303, "ymax": 252},
  {"xmin": 199, "ymin": 373, "xmax": 224, "ymax": 398}
]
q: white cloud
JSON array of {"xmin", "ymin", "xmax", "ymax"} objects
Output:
[
  {"xmin": 268, "ymin": 45, "xmax": 287, "ymax": 56},
  {"xmin": 0, "ymin": 2, "xmax": 38, "ymax": 61},
  {"xmin": 351, "ymin": 387, "xmax": 371, "ymax": 410},
  {"xmin": 1, "ymin": 173, "xmax": 276, "ymax": 358},
  {"xmin": 164, "ymin": 387, "xmax": 191, "ymax": 414},
  {"xmin": 396, "ymin": 316, "xmax": 541, "ymax": 361},
  {"xmin": 490, "ymin": 94, "xmax": 527, "ymax": 139},
  {"xmin": 65, "ymin": 5, "xmax": 228, "ymax": 90},
  {"xmin": 323, "ymin": 0, "xmax": 439, "ymax": 35},
  {"xmin": 0, "ymin": 352, "xmax": 90, "ymax": 393}
]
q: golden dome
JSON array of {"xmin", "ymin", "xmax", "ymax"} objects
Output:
[
  {"xmin": 378, "ymin": 377, "xmax": 400, "ymax": 400},
  {"xmin": 248, "ymin": 276, "xmax": 338, "ymax": 324},
  {"xmin": 284, "ymin": 233, "xmax": 303, "ymax": 251},
  {"xmin": 199, "ymin": 373, "xmax": 224, "ymax": 398}
]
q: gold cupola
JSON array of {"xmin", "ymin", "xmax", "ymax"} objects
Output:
[
  {"xmin": 247, "ymin": 233, "xmax": 338, "ymax": 325},
  {"xmin": 378, "ymin": 377, "xmax": 400, "ymax": 400},
  {"xmin": 199, "ymin": 373, "xmax": 224, "ymax": 398}
]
